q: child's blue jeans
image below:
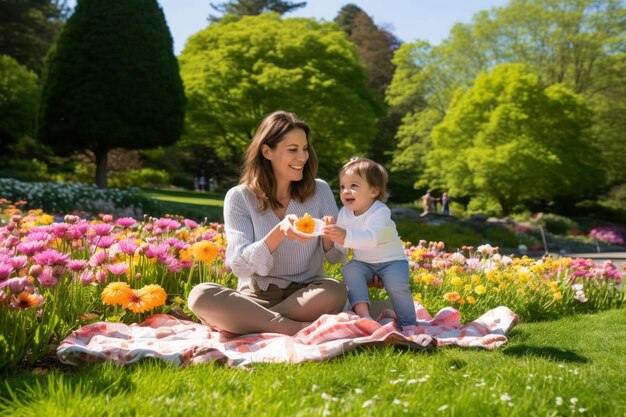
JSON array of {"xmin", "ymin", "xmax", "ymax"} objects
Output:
[{"xmin": 342, "ymin": 259, "xmax": 416, "ymax": 329}]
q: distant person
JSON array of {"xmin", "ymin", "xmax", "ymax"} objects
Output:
[
  {"xmin": 323, "ymin": 157, "xmax": 420, "ymax": 337},
  {"xmin": 193, "ymin": 177, "xmax": 199, "ymax": 192},
  {"xmin": 420, "ymin": 190, "xmax": 438, "ymax": 216},
  {"xmin": 208, "ymin": 177, "xmax": 217, "ymax": 192},
  {"xmin": 198, "ymin": 175, "xmax": 206, "ymax": 192},
  {"xmin": 441, "ymin": 192, "xmax": 450, "ymax": 216}
]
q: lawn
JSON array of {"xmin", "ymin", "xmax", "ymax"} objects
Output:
[
  {"xmin": 141, "ymin": 188, "xmax": 225, "ymax": 222},
  {"xmin": 1, "ymin": 308, "xmax": 624, "ymax": 416}
]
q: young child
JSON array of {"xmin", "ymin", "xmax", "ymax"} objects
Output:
[{"xmin": 323, "ymin": 157, "xmax": 419, "ymax": 336}]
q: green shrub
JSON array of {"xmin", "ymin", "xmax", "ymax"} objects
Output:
[
  {"xmin": 484, "ymin": 226, "xmax": 519, "ymax": 248},
  {"xmin": 533, "ymin": 213, "xmax": 579, "ymax": 235},
  {"xmin": 109, "ymin": 168, "xmax": 170, "ymax": 188},
  {"xmin": 0, "ymin": 158, "xmax": 51, "ymax": 182},
  {"xmin": 396, "ymin": 220, "xmax": 483, "ymax": 251}
]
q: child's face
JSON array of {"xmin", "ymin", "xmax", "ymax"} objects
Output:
[{"xmin": 339, "ymin": 171, "xmax": 379, "ymax": 216}]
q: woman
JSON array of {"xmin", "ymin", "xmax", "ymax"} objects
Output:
[{"xmin": 188, "ymin": 111, "xmax": 348, "ymax": 336}]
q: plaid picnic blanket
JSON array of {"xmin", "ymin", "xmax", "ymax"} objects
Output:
[{"xmin": 57, "ymin": 302, "xmax": 517, "ymax": 367}]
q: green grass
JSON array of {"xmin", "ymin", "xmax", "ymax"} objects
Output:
[
  {"xmin": 1, "ymin": 308, "xmax": 624, "ymax": 416},
  {"xmin": 141, "ymin": 188, "xmax": 225, "ymax": 222}
]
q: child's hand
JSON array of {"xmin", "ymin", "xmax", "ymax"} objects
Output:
[
  {"xmin": 322, "ymin": 215, "xmax": 335, "ymax": 225},
  {"xmin": 323, "ymin": 224, "xmax": 346, "ymax": 245}
]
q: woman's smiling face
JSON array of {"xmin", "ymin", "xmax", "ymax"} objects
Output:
[
  {"xmin": 339, "ymin": 171, "xmax": 379, "ymax": 216},
  {"xmin": 263, "ymin": 128, "xmax": 309, "ymax": 184}
]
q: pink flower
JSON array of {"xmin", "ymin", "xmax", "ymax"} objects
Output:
[
  {"xmin": 91, "ymin": 223, "xmax": 114, "ymax": 236},
  {"xmin": 67, "ymin": 260, "xmax": 88, "ymax": 271},
  {"xmin": 94, "ymin": 269, "xmax": 108, "ymax": 284},
  {"xmin": 89, "ymin": 250, "xmax": 108, "ymax": 267},
  {"xmin": 184, "ymin": 219, "xmax": 198, "ymax": 229},
  {"xmin": 106, "ymin": 263, "xmax": 128, "ymax": 275},
  {"xmin": 102, "ymin": 215, "xmax": 113, "ymax": 223},
  {"xmin": 95, "ymin": 235, "xmax": 116, "ymax": 249},
  {"xmin": 16, "ymin": 240, "xmax": 46, "ymax": 255},
  {"xmin": 9, "ymin": 255, "xmax": 28, "ymax": 269},
  {"xmin": 116, "ymin": 217, "xmax": 137, "ymax": 227},
  {"xmin": 33, "ymin": 249, "xmax": 70, "ymax": 266},
  {"xmin": 118, "ymin": 239, "xmax": 138, "ymax": 255},
  {"xmin": 145, "ymin": 244, "xmax": 169, "ymax": 259},
  {"xmin": 2, "ymin": 235, "xmax": 20, "ymax": 248},
  {"xmin": 51, "ymin": 223, "xmax": 69, "ymax": 238},
  {"xmin": 7, "ymin": 277, "xmax": 33, "ymax": 294},
  {"xmin": 79, "ymin": 270, "xmax": 94, "ymax": 285},
  {"xmin": 37, "ymin": 267, "xmax": 58, "ymax": 286},
  {"xmin": 0, "ymin": 263, "xmax": 14, "ymax": 281}
]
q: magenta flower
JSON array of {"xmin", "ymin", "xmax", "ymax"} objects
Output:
[
  {"xmin": 2, "ymin": 235, "xmax": 20, "ymax": 248},
  {"xmin": 89, "ymin": 250, "xmax": 108, "ymax": 267},
  {"xmin": 0, "ymin": 263, "xmax": 14, "ymax": 281},
  {"xmin": 79, "ymin": 270, "xmax": 94, "ymax": 285},
  {"xmin": 145, "ymin": 244, "xmax": 169, "ymax": 259},
  {"xmin": 16, "ymin": 240, "xmax": 46, "ymax": 255},
  {"xmin": 7, "ymin": 277, "xmax": 34, "ymax": 294},
  {"xmin": 37, "ymin": 267, "xmax": 58, "ymax": 287},
  {"xmin": 184, "ymin": 219, "xmax": 198, "ymax": 229},
  {"xmin": 33, "ymin": 249, "xmax": 70, "ymax": 266},
  {"xmin": 95, "ymin": 235, "xmax": 116, "ymax": 249},
  {"xmin": 67, "ymin": 260, "xmax": 88, "ymax": 271},
  {"xmin": 94, "ymin": 269, "xmax": 107, "ymax": 284},
  {"xmin": 51, "ymin": 223, "xmax": 69, "ymax": 238},
  {"xmin": 91, "ymin": 223, "xmax": 114, "ymax": 236},
  {"xmin": 106, "ymin": 263, "xmax": 128, "ymax": 275},
  {"xmin": 116, "ymin": 217, "xmax": 137, "ymax": 227},
  {"xmin": 9, "ymin": 255, "xmax": 28, "ymax": 269},
  {"xmin": 118, "ymin": 238, "xmax": 138, "ymax": 255}
]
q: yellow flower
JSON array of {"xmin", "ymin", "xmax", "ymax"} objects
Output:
[
  {"xmin": 474, "ymin": 285, "xmax": 487, "ymax": 295},
  {"xmin": 553, "ymin": 291, "xmax": 563, "ymax": 300},
  {"xmin": 443, "ymin": 292, "xmax": 461, "ymax": 302},
  {"xmin": 295, "ymin": 212, "xmax": 315, "ymax": 234},
  {"xmin": 466, "ymin": 296, "xmax": 476, "ymax": 304},
  {"xmin": 191, "ymin": 241, "xmax": 219, "ymax": 263},
  {"xmin": 471, "ymin": 275, "xmax": 482, "ymax": 285},
  {"xmin": 450, "ymin": 275, "xmax": 463, "ymax": 287},
  {"xmin": 101, "ymin": 282, "xmax": 132, "ymax": 306}
]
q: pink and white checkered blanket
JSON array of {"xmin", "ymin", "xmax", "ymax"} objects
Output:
[{"xmin": 57, "ymin": 303, "xmax": 517, "ymax": 367}]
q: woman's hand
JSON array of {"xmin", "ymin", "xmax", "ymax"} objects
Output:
[{"xmin": 278, "ymin": 214, "xmax": 314, "ymax": 243}]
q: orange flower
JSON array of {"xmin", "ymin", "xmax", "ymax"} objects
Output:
[
  {"xmin": 13, "ymin": 291, "xmax": 42, "ymax": 309},
  {"xmin": 295, "ymin": 212, "xmax": 315, "ymax": 234},
  {"xmin": 141, "ymin": 284, "xmax": 167, "ymax": 308},
  {"xmin": 101, "ymin": 282, "xmax": 132, "ymax": 306},
  {"xmin": 443, "ymin": 292, "xmax": 461, "ymax": 302},
  {"xmin": 120, "ymin": 288, "xmax": 153, "ymax": 313},
  {"xmin": 191, "ymin": 241, "xmax": 219, "ymax": 263}
]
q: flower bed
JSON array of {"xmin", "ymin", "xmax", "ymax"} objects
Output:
[{"xmin": 1, "ymin": 200, "xmax": 624, "ymax": 369}]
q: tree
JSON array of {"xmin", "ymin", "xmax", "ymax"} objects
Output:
[
  {"xmin": 0, "ymin": 55, "xmax": 39, "ymax": 155},
  {"xmin": 424, "ymin": 63, "xmax": 604, "ymax": 215},
  {"xmin": 39, "ymin": 0, "xmax": 185, "ymax": 188},
  {"xmin": 209, "ymin": 0, "xmax": 306, "ymax": 21},
  {"xmin": 388, "ymin": 0, "xmax": 626, "ymax": 190},
  {"xmin": 0, "ymin": 0, "xmax": 69, "ymax": 72},
  {"xmin": 179, "ymin": 13, "xmax": 378, "ymax": 181}
]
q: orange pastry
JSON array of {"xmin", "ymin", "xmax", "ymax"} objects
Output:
[{"xmin": 295, "ymin": 212, "xmax": 315, "ymax": 234}]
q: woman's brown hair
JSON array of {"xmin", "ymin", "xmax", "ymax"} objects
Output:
[{"xmin": 240, "ymin": 110, "xmax": 319, "ymax": 212}]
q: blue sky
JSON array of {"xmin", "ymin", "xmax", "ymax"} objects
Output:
[{"xmin": 66, "ymin": 1, "xmax": 510, "ymax": 54}]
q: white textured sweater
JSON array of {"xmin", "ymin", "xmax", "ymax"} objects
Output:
[
  {"xmin": 224, "ymin": 179, "xmax": 347, "ymax": 291},
  {"xmin": 335, "ymin": 200, "xmax": 407, "ymax": 264}
]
